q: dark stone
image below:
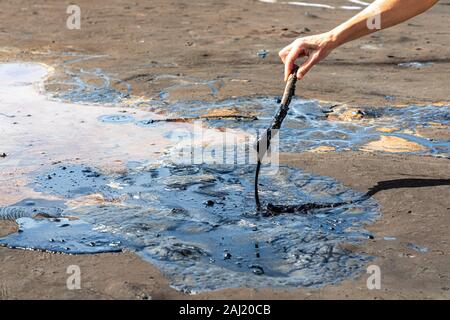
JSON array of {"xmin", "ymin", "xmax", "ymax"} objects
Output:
[
  {"xmin": 249, "ymin": 265, "xmax": 264, "ymax": 275},
  {"xmin": 205, "ymin": 200, "xmax": 215, "ymax": 207}
]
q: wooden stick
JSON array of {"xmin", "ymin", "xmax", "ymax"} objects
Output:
[{"xmin": 255, "ymin": 68, "xmax": 299, "ymax": 210}]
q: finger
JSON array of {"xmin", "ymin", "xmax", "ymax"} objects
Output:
[
  {"xmin": 284, "ymin": 44, "xmax": 304, "ymax": 81},
  {"xmin": 296, "ymin": 51, "xmax": 321, "ymax": 80},
  {"xmin": 278, "ymin": 44, "xmax": 292, "ymax": 64}
]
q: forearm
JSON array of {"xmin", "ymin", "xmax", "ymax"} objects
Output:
[
  {"xmin": 279, "ymin": 0, "xmax": 439, "ymax": 80},
  {"xmin": 329, "ymin": 0, "xmax": 439, "ymax": 47}
]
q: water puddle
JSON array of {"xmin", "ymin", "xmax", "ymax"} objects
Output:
[
  {"xmin": 406, "ymin": 243, "xmax": 429, "ymax": 253},
  {"xmin": 1, "ymin": 217, "xmax": 123, "ymax": 254},
  {"xmin": 0, "ymin": 61, "xmax": 448, "ymax": 293},
  {"xmin": 48, "ymin": 67, "xmax": 131, "ymax": 104},
  {"xmin": 1, "ymin": 162, "xmax": 379, "ymax": 292},
  {"xmin": 156, "ymin": 98, "xmax": 450, "ymax": 156},
  {"xmin": 398, "ymin": 62, "xmax": 433, "ymax": 69}
]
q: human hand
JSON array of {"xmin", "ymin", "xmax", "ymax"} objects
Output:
[{"xmin": 279, "ymin": 32, "xmax": 338, "ymax": 81}]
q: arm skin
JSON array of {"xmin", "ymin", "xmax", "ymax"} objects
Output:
[{"xmin": 279, "ymin": 0, "xmax": 439, "ymax": 81}]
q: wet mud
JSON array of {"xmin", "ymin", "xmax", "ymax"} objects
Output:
[
  {"xmin": 1, "ymin": 62, "xmax": 448, "ymax": 293},
  {"xmin": 1, "ymin": 161, "xmax": 379, "ymax": 292},
  {"xmin": 162, "ymin": 98, "xmax": 449, "ymax": 156},
  {"xmin": 16, "ymin": 59, "xmax": 447, "ymax": 157}
]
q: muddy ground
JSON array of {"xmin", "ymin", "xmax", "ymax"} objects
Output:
[
  {"xmin": 0, "ymin": 0, "xmax": 449, "ymax": 299},
  {"xmin": 1, "ymin": 153, "xmax": 449, "ymax": 299},
  {"xmin": 1, "ymin": 0, "xmax": 450, "ymax": 106}
]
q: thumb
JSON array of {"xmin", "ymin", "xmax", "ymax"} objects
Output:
[{"xmin": 296, "ymin": 51, "xmax": 320, "ymax": 80}]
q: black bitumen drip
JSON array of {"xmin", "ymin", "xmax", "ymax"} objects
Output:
[{"xmin": 264, "ymin": 201, "xmax": 351, "ymax": 217}]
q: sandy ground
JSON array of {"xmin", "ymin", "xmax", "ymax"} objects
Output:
[
  {"xmin": 1, "ymin": 0, "xmax": 450, "ymax": 106},
  {"xmin": 0, "ymin": 0, "xmax": 449, "ymax": 299}
]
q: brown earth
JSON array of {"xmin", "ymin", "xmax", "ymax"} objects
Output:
[{"xmin": 1, "ymin": 0, "xmax": 450, "ymax": 106}]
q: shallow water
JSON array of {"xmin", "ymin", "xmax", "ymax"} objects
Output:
[
  {"xmin": 1, "ymin": 217, "xmax": 124, "ymax": 254},
  {"xmin": 0, "ymin": 62, "xmax": 448, "ymax": 293},
  {"xmin": 152, "ymin": 97, "xmax": 450, "ymax": 156},
  {"xmin": 13, "ymin": 60, "xmax": 448, "ymax": 156}
]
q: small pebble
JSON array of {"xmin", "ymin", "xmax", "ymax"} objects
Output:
[
  {"xmin": 205, "ymin": 200, "xmax": 215, "ymax": 207},
  {"xmin": 257, "ymin": 50, "xmax": 268, "ymax": 59},
  {"xmin": 249, "ymin": 265, "xmax": 264, "ymax": 275}
]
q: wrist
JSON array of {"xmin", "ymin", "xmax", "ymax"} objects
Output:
[{"xmin": 325, "ymin": 29, "xmax": 343, "ymax": 50}]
